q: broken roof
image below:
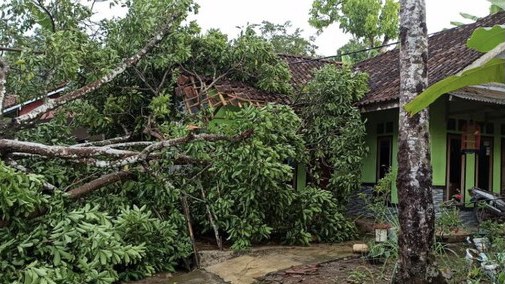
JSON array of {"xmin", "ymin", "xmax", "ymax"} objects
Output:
[
  {"xmin": 176, "ymin": 54, "xmax": 337, "ymax": 113},
  {"xmin": 355, "ymin": 11, "xmax": 505, "ymax": 108},
  {"xmin": 2, "ymin": 95, "xmax": 17, "ymax": 109}
]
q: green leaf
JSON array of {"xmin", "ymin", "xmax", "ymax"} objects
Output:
[
  {"xmin": 460, "ymin": 12, "xmax": 480, "ymax": 21},
  {"xmin": 489, "ymin": 0, "xmax": 505, "ymax": 11},
  {"xmin": 405, "ymin": 58, "xmax": 505, "ymax": 114},
  {"xmin": 467, "ymin": 25, "xmax": 505, "ymax": 52}
]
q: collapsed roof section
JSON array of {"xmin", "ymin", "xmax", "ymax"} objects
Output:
[{"xmin": 175, "ymin": 54, "xmax": 339, "ymax": 114}]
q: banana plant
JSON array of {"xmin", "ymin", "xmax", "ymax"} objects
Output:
[{"xmin": 404, "ymin": 24, "xmax": 505, "ymax": 115}]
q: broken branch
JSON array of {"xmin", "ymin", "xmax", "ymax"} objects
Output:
[{"xmin": 12, "ymin": 13, "xmax": 182, "ymax": 126}]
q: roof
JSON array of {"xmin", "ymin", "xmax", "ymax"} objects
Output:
[
  {"xmin": 176, "ymin": 75, "xmax": 292, "ymax": 113},
  {"xmin": 2, "ymin": 95, "xmax": 17, "ymax": 109},
  {"xmin": 2, "ymin": 84, "xmax": 67, "ymax": 115},
  {"xmin": 355, "ymin": 11, "xmax": 505, "ymax": 107},
  {"xmin": 176, "ymin": 54, "xmax": 336, "ymax": 113},
  {"xmin": 278, "ymin": 54, "xmax": 340, "ymax": 91},
  {"xmin": 451, "ymin": 85, "xmax": 505, "ymax": 105}
]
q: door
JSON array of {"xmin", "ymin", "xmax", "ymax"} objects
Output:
[
  {"xmin": 477, "ymin": 137, "xmax": 493, "ymax": 190},
  {"xmin": 446, "ymin": 135, "xmax": 463, "ymax": 200},
  {"xmin": 377, "ymin": 136, "xmax": 392, "ymax": 181}
]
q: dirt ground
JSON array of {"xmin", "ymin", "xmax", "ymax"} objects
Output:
[
  {"xmin": 256, "ymin": 243, "xmax": 477, "ymax": 284},
  {"xmin": 256, "ymin": 257, "xmax": 394, "ymax": 284}
]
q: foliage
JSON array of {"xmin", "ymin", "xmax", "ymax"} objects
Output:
[
  {"xmin": 178, "ymin": 105, "xmax": 353, "ymax": 250},
  {"xmin": 0, "ymin": 0, "xmax": 365, "ymax": 280},
  {"xmin": 0, "ymin": 160, "xmax": 192, "ymax": 283},
  {"xmin": 359, "ymin": 168, "xmax": 396, "ymax": 223},
  {"xmin": 300, "ymin": 65, "xmax": 368, "ymax": 201},
  {"xmin": 0, "ymin": 161, "xmax": 47, "ymax": 221},
  {"xmin": 249, "ymin": 21, "xmax": 318, "ymax": 56},
  {"xmin": 185, "ymin": 28, "xmax": 293, "ymax": 94},
  {"xmin": 435, "ymin": 205, "xmax": 462, "ymax": 237},
  {"xmin": 346, "ymin": 268, "xmax": 374, "ymax": 283},
  {"xmin": 309, "ymin": 0, "xmax": 400, "ymax": 47},
  {"xmin": 451, "ymin": 0, "xmax": 504, "ymax": 26},
  {"xmin": 405, "ymin": 58, "xmax": 505, "ymax": 115},
  {"xmin": 337, "ymin": 39, "xmax": 379, "ymax": 64},
  {"xmin": 467, "ymin": 25, "xmax": 505, "ymax": 53},
  {"xmin": 283, "ymin": 186, "xmax": 356, "ymax": 245},
  {"xmin": 113, "ymin": 205, "xmax": 192, "ymax": 280},
  {"xmin": 0, "ymin": 164, "xmax": 144, "ymax": 283}
]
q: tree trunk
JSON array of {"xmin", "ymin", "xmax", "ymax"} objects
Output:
[{"xmin": 395, "ymin": 0, "xmax": 445, "ymax": 283}]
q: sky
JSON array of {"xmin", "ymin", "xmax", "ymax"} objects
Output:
[
  {"xmin": 192, "ymin": 0, "xmax": 490, "ymax": 56},
  {"xmin": 93, "ymin": 0, "xmax": 491, "ymax": 56}
]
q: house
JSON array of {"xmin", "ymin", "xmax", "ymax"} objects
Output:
[
  {"xmin": 175, "ymin": 54, "xmax": 338, "ymax": 113},
  {"xmin": 356, "ymin": 11, "xmax": 505, "ymax": 206},
  {"xmin": 2, "ymin": 85, "xmax": 99, "ymax": 142},
  {"xmin": 175, "ymin": 54, "xmax": 339, "ymax": 191},
  {"xmin": 2, "ymin": 85, "xmax": 66, "ymax": 118}
]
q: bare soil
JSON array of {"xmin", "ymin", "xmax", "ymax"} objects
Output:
[{"xmin": 256, "ymin": 257, "xmax": 394, "ymax": 284}]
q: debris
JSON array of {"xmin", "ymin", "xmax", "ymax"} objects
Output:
[{"xmin": 352, "ymin": 243, "xmax": 369, "ymax": 253}]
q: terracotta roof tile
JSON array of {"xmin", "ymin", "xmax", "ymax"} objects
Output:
[
  {"xmin": 177, "ymin": 54, "xmax": 336, "ymax": 113},
  {"xmin": 2, "ymin": 95, "xmax": 17, "ymax": 109},
  {"xmin": 355, "ymin": 12, "xmax": 505, "ymax": 106},
  {"xmin": 279, "ymin": 54, "xmax": 341, "ymax": 90}
]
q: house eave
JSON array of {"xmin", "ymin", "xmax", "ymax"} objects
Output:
[{"xmin": 359, "ymin": 100, "xmax": 399, "ymax": 113}]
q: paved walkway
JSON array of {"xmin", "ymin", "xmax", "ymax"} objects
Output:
[
  {"xmin": 134, "ymin": 243, "xmax": 356, "ymax": 284},
  {"xmin": 203, "ymin": 243, "xmax": 354, "ymax": 284}
]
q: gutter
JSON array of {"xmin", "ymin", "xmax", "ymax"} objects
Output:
[{"xmin": 2, "ymin": 86, "xmax": 67, "ymax": 115}]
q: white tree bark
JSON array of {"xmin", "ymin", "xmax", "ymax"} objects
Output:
[
  {"xmin": 395, "ymin": 0, "xmax": 444, "ymax": 282},
  {"xmin": 0, "ymin": 59, "xmax": 7, "ymax": 116},
  {"xmin": 11, "ymin": 14, "xmax": 181, "ymax": 126},
  {"xmin": 1, "ymin": 131, "xmax": 252, "ymax": 168}
]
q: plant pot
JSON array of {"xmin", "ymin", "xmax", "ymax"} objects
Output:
[{"xmin": 374, "ymin": 223, "xmax": 391, "ymax": 242}]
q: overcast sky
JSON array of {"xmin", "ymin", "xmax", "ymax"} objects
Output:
[
  {"xmin": 192, "ymin": 0, "xmax": 490, "ymax": 56},
  {"xmin": 94, "ymin": 0, "xmax": 491, "ymax": 56}
]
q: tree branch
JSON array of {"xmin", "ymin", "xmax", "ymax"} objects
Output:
[
  {"xmin": 71, "ymin": 135, "xmax": 132, "ymax": 147},
  {"xmin": 66, "ymin": 170, "xmax": 134, "ymax": 199},
  {"xmin": 0, "ymin": 139, "xmax": 139, "ymax": 159},
  {"xmin": 12, "ymin": 13, "xmax": 183, "ymax": 126},
  {"xmin": 2, "ymin": 131, "xmax": 253, "ymax": 168}
]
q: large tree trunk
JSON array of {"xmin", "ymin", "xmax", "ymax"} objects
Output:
[{"xmin": 395, "ymin": 0, "xmax": 445, "ymax": 283}]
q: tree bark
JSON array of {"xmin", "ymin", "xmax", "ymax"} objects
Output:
[
  {"xmin": 66, "ymin": 170, "xmax": 134, "ymax": 199},
  {"xmin": 10, "ymin": 13, "xmax": 182, "ymax": 126},
  {"xmin": 395, "ymin": 0, "xmax": 445, "ymax": 283},
  {"xmin": 0, "ymin": 59, "xmax": 7, "ymax": 116}
]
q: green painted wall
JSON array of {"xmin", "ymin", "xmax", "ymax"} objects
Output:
[
  {"xmin": 429, "ymin": 98, "xmax": 447, "ymax": 186},
  {"xmin": 361, "ymin": 95, "xmax": 505, "ymax": 206},
  {"xmin": 208, "ymin": 105, "xmax": 241, "ymax": 130},
  {"xmin": 361, "ymin": 109, "xmax": 399, "ymax": 183},
  {"xmin": 464, "ymin": 153, "xmax": 476, "ymax": 204},
  {"xmin": 361, "ymin": 97, "xmax": 454, "ymax": 203},
  {"xmin": 360, "ymin": 108, "xmax": 399, "ymax": 202}
]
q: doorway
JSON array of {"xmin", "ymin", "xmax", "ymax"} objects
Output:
[
  {"xmin": 446, "ymin": 135, "xmax": 463, "ymax": 200},
  {"xmin": 377, "ymin": 136, "xmax": 392, "ymax": 181},
  {"xmin": 477, "ymin": 137, "xmax": 493, "ymax": 190}
]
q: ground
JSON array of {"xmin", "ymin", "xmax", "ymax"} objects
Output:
[
  {"xmin": 127, "ymin": 218, "xmax": 481, "ymax": 284},
  {"xmin": 257, "ymin": 257, "xmax": 394, "ymax": 284}
]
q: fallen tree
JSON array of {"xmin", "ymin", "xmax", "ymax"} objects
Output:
[{"xmin": 0, "ymin": 0, "xmax": 361, "ymax": 282}]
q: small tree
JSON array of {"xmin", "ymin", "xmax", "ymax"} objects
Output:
[
  {"xmin": 309, "ymin": 0, "xmax": 400, "ymax": 48},
  {"xmin": 299, "ymin": 65, "xmax": 369, "ymax": 202}
]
